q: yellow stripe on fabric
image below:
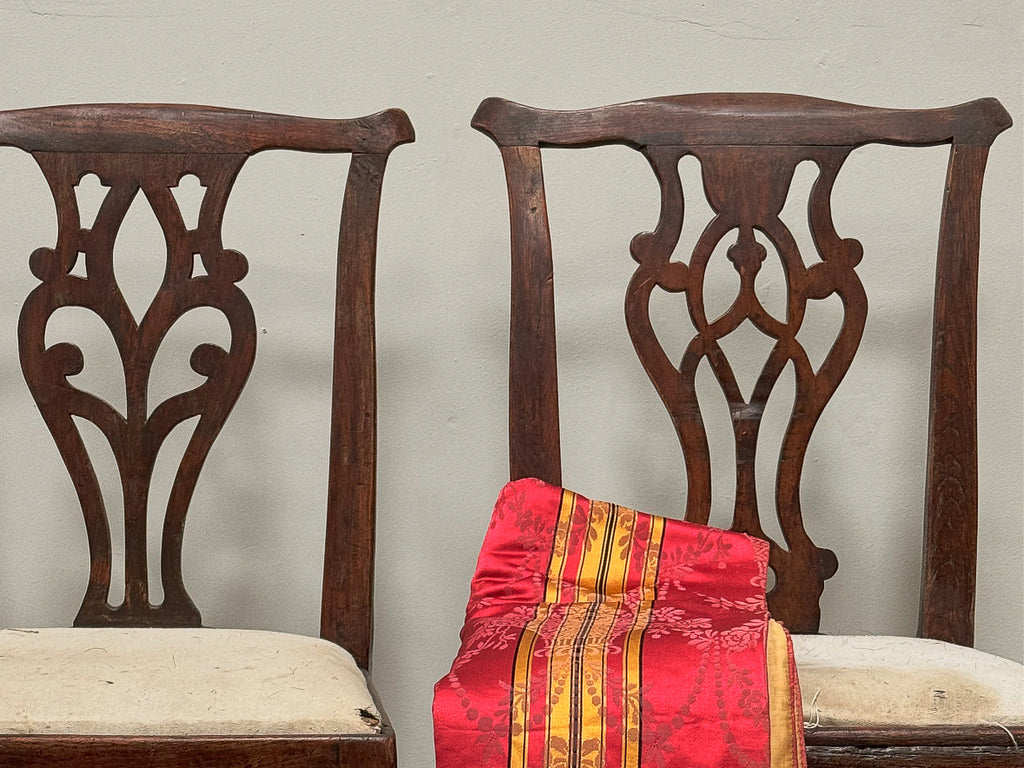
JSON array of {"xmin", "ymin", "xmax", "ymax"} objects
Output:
[
  {"xmin": 641, "ymin": 514, "xmax": 664, "ymax": 603},
  {"xmin": 512, "ymin": 496, "xmax": 676, "ymax": 768},
  {"xmin": 603, "ymin": 504, "xmax": 636, "ymax": 596},
  {"xmin": 547, "ymin": 500, "xmax": 611, "ymax": 764},
  {"xmin": 543, "ymin": 603, "xmax": 589, "ymax": 764},
  {"xmin": 541, "ymin": 490, "xmax": 582, "ymax": 766},
  {"xmin": 603, "ymin": 505, "xmax": 634, "ymax": 767},
  {"xmin": 544, "ymin": 489, "xmax": 578, "ymax": 604},
  {"xmin": 574, "ymin": 498, "xmax": 613, "ymax": 600},
  {"xmin": 510, "ymin": 491, "xmax": 578, "ymax": 768},
  {"xmin": 597, "ymin": 504, "xmax": 637, "ymax": 766},
  {"xmin": 508, "ymin": 603, "xmax": 551, "ymax": 768},
  {"xmin": 767, "ymin": 619, "xmax": 801, "ymax": 768},
  {"xmin": 621, "ymin": 513, "xmax": 664, "ymax": 767}
]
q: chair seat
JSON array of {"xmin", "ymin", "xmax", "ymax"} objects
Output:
[
  {"xmin": 0, "ymin": 627, "xmax": 381, "ymax": 736},
  {"xmin": 791, "ymin": 634, "xmax": 1023, "ymax": 729}
]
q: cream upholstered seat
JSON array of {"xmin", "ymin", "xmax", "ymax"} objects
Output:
[
  {"xmin": 0, "ymin": 628, "xmax": 380, "ymax": 736},
  {"xmin": 792, "ymin": 635, "xmax": 1024, "ymax": 729}
]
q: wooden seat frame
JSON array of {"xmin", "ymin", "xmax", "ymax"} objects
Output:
[
  {"xmin": 0, "ymin": 103, "xmax": 413, "ymax": 768},
  {"xmin": 472, "ymin": 93, "xmax": 1016, "ymax": 767}
]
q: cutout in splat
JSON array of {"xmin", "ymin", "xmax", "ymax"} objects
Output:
[
  {"xmin": 148, "ymin": 306, "xmax": 232, "ymax": 414},
  {"xmin": 646, "ymin": 155, "xmax": 713, "ymax": 367},
  {"xmin": 715, "ymin": 317, "xmax": 779, "ymax": 405},
  {"xmin": 673, "ymin": 154, "xmax": 713, "ymax": 265},
  {"xmin": 694, "ymin": 357, "xmax": 734, "ymax": 532},
  {"xmin": 147, "ymin": 415, "xmax": 202, "ymax": 608},
  {"xmin": 754, "ymin": 362, "xmax": 795, "ymax": 550},
  {"xmin": 71, "ymin": 414, "xmax": 125, "ymax": 608},
  {"xmin": 779, "ymin": 160, "xmax": 821, "ymax": 267},
  {"xmin": 751, "ymin": 229, "xmax": 787, "ymax": 324},
  {"xmin": 74, "ymin": 172, "xmax": 110, "ymax": 229},
  {"xmin": 170, "ymin": 173, "xmax": 206, "ymax": 231},
  {"xmin": 111, "ymin": 191, "xmax": 168, "ymax": 323},
  {"xmin": 799, "ymin": 293, "xmax": 846, "ymax": 374},
  {"xmin": 45, "ymin": 305, "xmax": 126, "ymax": 417},
  {"xmin": 701, "ymin": 227, "xmax": 743, "ymax": 323},
  {"xmin": 647, "ymin": 289, "xmax": 690, "ymax": 369},
  {"xmin": 69, "ymin": 250, "xmax": 88, "ymax": 278}
]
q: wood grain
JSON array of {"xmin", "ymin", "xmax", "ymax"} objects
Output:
[
  {"xmin": 473, "ymin": 94, "xmax": 1010, "ymax": 149},
  {"xmin": 0, "ymin": 730, "xmax": 396, "ymax": 768},
  {"xmin": 805, "ymin": 745, "xmax": 1023, "ymax": 768}
]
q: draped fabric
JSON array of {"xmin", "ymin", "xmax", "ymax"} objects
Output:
[{"xmin": 434, "ymin": 477, "xmax": 806, "ymax": 768}]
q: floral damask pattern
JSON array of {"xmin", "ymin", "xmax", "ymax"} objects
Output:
[{"xmin": 434, "ymin": 477, "xmax": 805, "ymax": 768}]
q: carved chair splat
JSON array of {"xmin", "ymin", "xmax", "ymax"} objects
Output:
[
  {"xmin": 0, "ymin": 103, "xmax": 413, "ymax": 768},
  {"xmin": 472, "ymin": 93, "xmax": 1019, "ymax": 767}
]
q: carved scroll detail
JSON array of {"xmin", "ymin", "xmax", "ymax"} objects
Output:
[
  {"xmin": 18, "ymin": 152, "xmax": 256, "ymax": 626},
  {"xmin": 625, "ymin": 145, "xmax": 866, "ymax": 632}
]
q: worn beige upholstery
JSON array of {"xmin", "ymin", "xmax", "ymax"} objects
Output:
[
  {"xmin": 792, "ymin": 635, "xmax": 1023, "ymax": 729},
  {"xmin": 0, "ymin": 628, "xmax": 381, "ymax": 736}
]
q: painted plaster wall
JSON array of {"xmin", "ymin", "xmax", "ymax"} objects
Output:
[{"xmin": 0, "ymin": 2, "xmax": 1020, "ymax": 764}]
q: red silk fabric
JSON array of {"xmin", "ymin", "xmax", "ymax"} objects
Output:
[{"xmin": 435, "ymin": 478, "xmax": 796, "ymax": 768}]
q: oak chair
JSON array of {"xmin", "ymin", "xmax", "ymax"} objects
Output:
[
  {"xmin": 0, "ymin": 104, "xmax": 413, "ymax": 767},
  {"xmin": 472, "ymin": 94, "xmax": 1019, "ymax": 766}
]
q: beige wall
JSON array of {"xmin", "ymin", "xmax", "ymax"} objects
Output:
[{"xmin": 0, "ymin": 2, "xmax": 1020, "ymax": 765}]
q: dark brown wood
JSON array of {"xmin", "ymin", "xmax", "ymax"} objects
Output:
[
  {"xmin": 472, "ymin": 94, "xmax": 1010, "ymax": 149},
  {"xmin": 19, "ymin": 150, "xmax": 256, "ymax": 627},
  {"xmin": 919, "ymin": 142, "xmax": 992, "ymax": 647},
  {"xmin": 0, "ymin": 103, "xmax": 412, "ymax": 767},
  {"xmin": 473, "ymin": 93, "xmax": 1013, "ymax": 766},
  {"xmin": 623, "ymin": 142, "xmax": 862, "ymax": 631},
  {"xmin": 805, "ymin": 724, "xmax": 1024, "ymax": 748},
  {"xmin": 502, "ymin": 144, "xmax": 562, "ymax": 486},
  {"xmin": 0, "ymin": 729, "xmax": 396, "ymax": 768},
  {"xmin": 805, "ymin": 745, "xmax": 1024, "ymax": 768},
  {"xmin": 321, "ymin": 151, "xmax": 388, "ymax": 669},
  {"xmin": 0, "ymin": 104, "xmax": 412, "ymax": 155}
]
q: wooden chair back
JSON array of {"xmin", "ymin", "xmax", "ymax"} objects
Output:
[
  {"xmin": 471, "ymin": 93, "xmax": 1011, "ymax": 645},
  {"xmin": 0, "ymin": 104, "xmax": 413, "ymax": 670}
]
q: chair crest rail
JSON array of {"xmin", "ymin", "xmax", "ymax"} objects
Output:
[
  {"xmin": 472, "ymin": 94, "xmax": 1010, "ymax": 148},
  {"xmin": 0, "ymin": 104, "xmax": 414, "ymax": 155}
]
